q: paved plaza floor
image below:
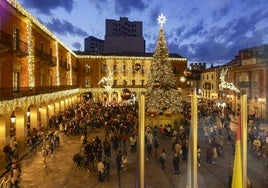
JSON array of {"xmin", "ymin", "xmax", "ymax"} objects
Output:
[{"xmin": 1, "ymin": 118, "xmax": 268, "ymax": 188}]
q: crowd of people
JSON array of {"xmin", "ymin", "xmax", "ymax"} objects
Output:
[{"xmin": 1, "ymin": 99, "xmax": 268, "ymax": 187}]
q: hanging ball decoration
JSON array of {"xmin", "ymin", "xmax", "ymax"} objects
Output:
[
  {"xmin": 164, "ymin": 109, "xmax": 173, "ymax": 117},
  {"xmin": 152, "ymin": 80, "xmax": 161, "ymax": 89},
  {"xmin": 121, "ymin": 88, "xmax": 132, "ymax": 100},
  {"xmin": 134, "ymin": 63, "xmax": 141, "ymax": 71}
]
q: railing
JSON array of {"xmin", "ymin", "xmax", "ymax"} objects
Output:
[
  {"xmin": 13, "ymin": 39, "xmax": 28, "ymax": 56},
  {"xmin": 238, "ymin": 81, "xmax": 252, "ymax": 88},
  {"xmin": 0, "ymin": 85, "xmax": 78, "ymax": 101},
  {"xmin": 34, "ymin": 47, "xmax": 57, "ymax": 66},
  {"xmin": 0, "ymin": 30, "xmax": 12, "ymax": 49}
]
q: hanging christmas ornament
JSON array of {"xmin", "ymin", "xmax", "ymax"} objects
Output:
[
  {"xmin": 134, "ymin": 63, "xmax": 141, "ymax": 71},
  {"xmin": 164, "ymin": 108, "xmax": 173, "ymax": 117},
  {"xmin": 152, "ymin": 80, "xmax": 161, "ymax": 89},
  {"xmin": 121, "ymin": 88, "xmax": 132, "ymax": 100}
]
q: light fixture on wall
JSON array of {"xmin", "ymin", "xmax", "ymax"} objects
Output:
[
  {"xmin": 10, "ymin": 111, "xmax": 16, "ymax": 123},
  {"xmin": 27, "ymin": 107, "xmax": 31, "ymax": 117}
]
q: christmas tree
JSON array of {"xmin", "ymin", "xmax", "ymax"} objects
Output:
[{"xmin": 145, "ymin": 14, "xmax": 182, "ymax": 114}]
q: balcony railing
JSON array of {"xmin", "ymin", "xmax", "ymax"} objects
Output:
[
  {"xmin": 34, "ymin": 47, "xmax": 56, "ymax": 66},
  {"xmin": 0, "ymin": 85, "xmax": 78, "ymax": 101},
  {"xmin": 238, "ymin": 81, "xmax": 252, "ymax": 88},
  {"xmin": 12, "ymin": 39, "xmax": 28, "ymax": 57},
  {"xmin": 0, "ymin": 30, "xmax": 12, "ymax": 50}
]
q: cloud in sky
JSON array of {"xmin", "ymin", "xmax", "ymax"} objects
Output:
[
  {"xmin": 17, "ymin": 0, "xmax": 268, "ymax": 65},
  {"xmin": 20, "ymin": 0, "xmax": 75, "ymax": 15},
  {"xmin": 45, "ymin": 18, "xmax": 88, "ymax": 37}
]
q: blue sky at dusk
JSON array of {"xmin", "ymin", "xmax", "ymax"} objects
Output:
[{"xmin": 17, "ymin": 0, "xmax": 268, "ymax": 66}]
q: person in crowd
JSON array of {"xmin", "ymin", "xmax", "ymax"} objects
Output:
[
  {"xmin": 103, "ymin": 157, "xmax": 110, "ymax": 181},
  {"xmin": 153, "ymin": 136, "xmax": 159, "ymax": 157},
  {"xmin": 116, "ymin": 150, "xmax": 123, "ymax": 172},
  {"xmin": 172, "ymin": 153, "xmax": 181, "ymax": 176},
  {"xmin": 41, "ymin": 146, "xmax": 48, "ymax": 168},
  {"xmin": 121, "ymin": 153, "xmax": 128, "ymax": 171},
  {"xmin": 159, "ymin": 148, "xmax": 167, "ymax": 170},
  {"xmin": 3, "ymin": 144, "xmax": 12, "ymax": 163},
  {"xmin": 10, "ymin": 163, "xmax": 20, "ymax": 188},
  {"xmin": 130, "ymin": 133, "xmax": 137, "ymax": 153},
  {"xmin": 49, "ymin": 139, "xmax": 55, "ymax": 157},
  {"xmin": 0, "ymin": 174, "xmax": 11, "ymax": 188},
  {"xmin": 146, "ymin": 131, "xmax": 153, "ymax": 159},
  {"xmin": 97, "ymin": 159, "xmax": 104, "ymax": 182},
  {"xmin": 206, "ymin": 145, "xmax": 213, "ymax": 164}
]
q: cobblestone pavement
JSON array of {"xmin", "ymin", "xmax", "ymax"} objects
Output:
[{"xmin": 1, "ymin": 120, "xmax": 268, "ymax": 188}]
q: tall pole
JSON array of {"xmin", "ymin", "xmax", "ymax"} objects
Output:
[
  {"xmin": 186, "ymin": 88, "xmax": 198, "ymax": 188},
  {"xmin": 241, "ymin": 94, "xmax": 247, "ymax": 188},
  {"xmin": 138, "ymin": 93, "xmax": 145, "ymax": 188}
]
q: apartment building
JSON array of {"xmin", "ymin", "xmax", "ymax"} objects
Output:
[
  {"xmin": 84, "ymin": 36, "xmax": 104, "ymax": 55},
  {"xmin": 199, "ymin": 45, "xmax": 268, "ymax": 120},
  {"xmin": 104, "ymin": 17, "xmax": 145, "ymax": 54}
]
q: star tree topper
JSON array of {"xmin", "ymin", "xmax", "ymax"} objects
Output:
[{"xmin": 157, "ymin": 13, "xmax": 167, "ymax": 27}]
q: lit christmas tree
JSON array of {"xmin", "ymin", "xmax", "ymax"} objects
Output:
[{"xmin": 145, "ymin": 14, "xmax": 183, "ymax": 114}]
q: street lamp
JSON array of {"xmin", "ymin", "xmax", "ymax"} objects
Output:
[{"xmin": 10, "ymin": 111, "xmax": 16, "ymax": 123}]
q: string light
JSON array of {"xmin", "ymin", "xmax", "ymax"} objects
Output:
[
  {"xmin": 55, "ymin": 41, "xmax": 60, "ymax": 85},
  {"xmin": 26, "ymin": 20, "xmax": 35, "ymax": 87},
  {"xmin": 6, "ymin": 0, "xmax": 77, "ymax": 57},
  {"xmin": 0, "ymin": 89, "xmax": 79, "ymax": 114}
]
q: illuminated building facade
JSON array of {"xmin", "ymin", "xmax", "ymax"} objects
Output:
[{"xmin": 0, "ymin": 0, "xmax": 187, "ymax": 151}]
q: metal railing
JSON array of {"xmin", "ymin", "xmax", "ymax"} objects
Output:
[
  {"xmin": 0, "ymin": 30, "xmax": 12, "ymax": 49},
  {"xmin": 34, "ymin": 47, "xmax": 56, "ymax": 66}
]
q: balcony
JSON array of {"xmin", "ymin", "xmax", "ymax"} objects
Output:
[
  {"xmin": 0, "ymin": 30, "xmax": 12, "ymax": 53},
  {"xmin": 238, "ymin": 81, "xmax": 252, "ymax": 88},
  {"xmin": 0, "ymin": 85, "xmax": 78, "ymax": 100},
  {"xmin": 12, "ymin": 39, "xmax": 28, "ymax": 57},
  {"xmin": 73, "ymin": 67, "xmax": 78, "ymax": 72},
  {"xmin": 34, "ymin": 47, "xmax": 56, "ymax": 67},
  {"xmin": 59, "ymin": 60, "xmax": 69, "ymax": 70}
]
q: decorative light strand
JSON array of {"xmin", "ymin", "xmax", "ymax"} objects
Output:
[
  {"xmin": 26, "ymin": 20, "xmax": 35, "ymax": 87},
  {"xmin": 0, "ymin": 89, "xmax": 79, "ymax": 114},
  {"xmin": 68, "ymin": 52, "xmax": 72, "ymax": 85},
  {"xmin": 55, "ymin": 41, "xmax": 60, "ymax": 85},
  {"xmin": 6, "ymin": 0, "xmax": 77, "ymax": 57}
]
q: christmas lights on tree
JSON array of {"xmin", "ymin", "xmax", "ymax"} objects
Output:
[{"xmin": 145, "ymin": 14, "xmax": 182, "ymax": 114}]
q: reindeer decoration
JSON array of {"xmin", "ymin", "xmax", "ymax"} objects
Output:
[
  {"xmin": 219, "ymin": 68, "xmax": 240, "ymax": 93},
  {"xmin": 98, "ymin": 69, "xmax": 114, "ymax": 91}
]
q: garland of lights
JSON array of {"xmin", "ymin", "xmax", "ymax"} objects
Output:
[
  {"xmin": 26, "ymin": 20, "xmax": 35, "ymax": 87},
  {"xmin": 7, "ymin": 0, "xmax": 76, "ymax": 57},
  {"xmin": 55, "ymin": 42, "xmax": 60, "ymax": 85},
  {"xmin": 0, "ymin": 89, "xmax": 79, "ymax": 114}
]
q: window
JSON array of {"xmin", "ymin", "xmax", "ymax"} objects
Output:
[
  {"xmin": 12, "ymin": 72, "xmax": 19, "ymax": 91},
  {"xmin": 85, "ymin": 64, "xmax": 91, "ymax": 73},
  {"xmin": 102, "ymin": 64, "xmax": 107, "ymax": 73},
  {"xmin": 85, "ymin": 80, "xmax": 90, "ymax": 88},
  {"xmin": 113, "ymin": 65, "xmax": 117, "ymax": 73},
  {"xmin": 13, "ymin": 27, "xmax": 20, "ymax": 50},
  {"xmin": 123, "ymin": 65, "xmax": 126, "ymax": 74},
  {"xmin": 141, "ymin": 65, "xmax": 145, "ymax": 74}
]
